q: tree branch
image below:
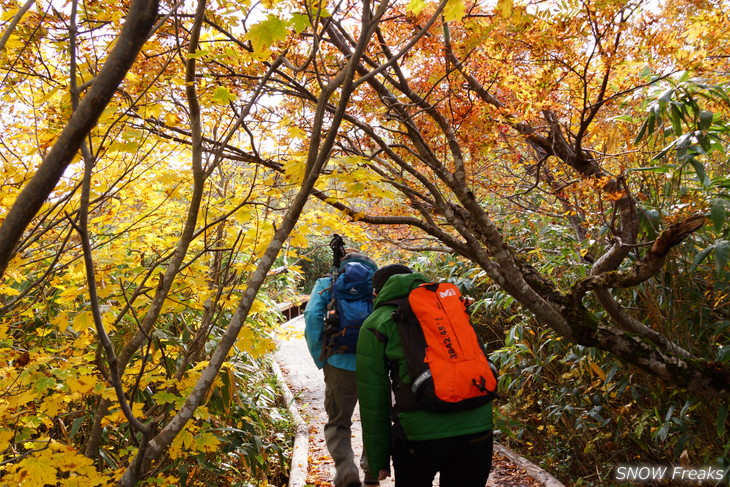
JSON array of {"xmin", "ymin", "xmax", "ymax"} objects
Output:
[{"xmin": 0, "ymin": 0, "xmax": 160, "ymax": 277}]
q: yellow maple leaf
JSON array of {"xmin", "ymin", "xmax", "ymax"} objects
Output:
[
  {"xmin": 41, "ymin": 394, "xmax": 68, "ymax": 418},
  {"xmin": 249, "ymin": 299, "xmax": 267, "ymax": 315},
  {"xmin": 193, "ymin": 431, "xmax": 221, "ymax": 453},
  {"xmin": 443, "ymin": 0, "xmax": 465, "ymax": 22},
  {"xmin": 406, "ymin": 0, "xmax": 427, "ymax": 15},
  {"xmin": 169, "ymin": 427, "xmax": 195, "ymax": 460},
  {"xmin": 16, "ymin": 452, "xmax": 58, "ymax": 487},
  {"xmin": 0, "ymin": 429, "xmax": 14, "ymax": 451},
  {"xmin": 2, "ymin": 8, "xmax": 18, "ymax": 22},
  {"xmin": 237, "ymin": 326, "xmax": 256, "ymax": 347},
  {"xmin": 67, "ymin": 375, "xmax": 97, "ymax": 395},
  {"xmin": 72, "ymin": 312, "xmax": 92, "ymax": 333},
  {"xmin": 289, "ymin": 231, "xmax": 308, "ymax": 248},
  {"xmin": 496, "ymin": 0, "xmax": 513, "ymax": 18},
  {"xmin": 249, "ymin": 337, "xmax": 275, "ymax": 359},
  {"xmin": 12, "ymin": 388, "xmax": 39, "ymax": 408},
  {"xmin": 3, "ymin": 34, "xmax": 25, "ymax": 51},
  {"xmin": 0, "ymin": 284, "xmax": 21, "ymax": 296},
  {"xmin": 284, "ymin": 155, "xmax": 307, "ymax": 184}
]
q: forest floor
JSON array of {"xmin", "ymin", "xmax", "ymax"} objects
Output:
[{"xmin": 274, "ymin": 316, "xmax": 566, "ymax": 487}]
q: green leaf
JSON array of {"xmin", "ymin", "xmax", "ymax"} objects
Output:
[
  {"xmin": 646, "ymin": 104, "xmax": 660, "ymax": 134},
  {"xmin": 212, "ymin": 86, "xmax": 236, "ymax": 105},
  {"xmin": 650, "ymin": 139, "xmax": 677, "ymax": 161},
  {"xmin": 638, "ymin": 207, "xmax": 661, "ymax": 240},
  {"xmin": 245, "ymin": 14, "xmax": 290, "ymax": 53},
  {"xmin": 634, "ymin": 116, "xmax": 650, "ymax": 144},
  {"xmin": 689, "ymin": 158, "xmax": 710, "ymax": 187},
  {"xmin": 639, "ymin": 66, "xmax": 653, "ymax": 79},
  {"xmin": 35, "ymin": 375, "xmax": 56, "ymax": 394},
  {"xmin": 611, "ymin": 114, "xmax": 633, "ymax": 122},
  {"xmin": 698, "ymin": 110, "xmax": 714, "ymax": 131},
  {"xmin": 70, "ymin": 416, "xmax": 85, "ymax": 438},
  {"xmin": 710, "ymin": 199, "xmax": 728, "ymax": 233},
  {"xmin": 186, "ymin": 49, "xmax": 210, "ymax": 60},
  {"xmin": 627, "ymin": 165, "xmax": 673, "ymax": 174},
  {"xmin": 153, "ymin": 391, "xmax": 181, "ymax": 404},
  {"xmin": 697, "ymin": 133, "xmax": 713, "ymax": 153},
  {"xmin": 291, "ymin": 13, "xmax": 311, "ymax": 33},
  {"xmin": 670, "ymin": 104, "xmax": 683, "ymax": 135},
  {"xmin": 690, "ymin": 244, "xmax": 715, "ymax": 274},
  {"xmin": 715, "ymin": 240, "xmax": 729, "ymax": 275},
  {"xmin": 674, "ymin": 132, "xmax": 692, "ymax": 150},
  {"xmin": 718, "ymin": 404, "xmax": 728, "ymax": 438},
  {"xmin": 658, "ymin": 87, "xmax": 675, "ymax": 103}
]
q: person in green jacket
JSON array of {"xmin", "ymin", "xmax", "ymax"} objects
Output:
[{"xmin": 356, "ymin": 265, "xmax": 494, "ymax": 487}]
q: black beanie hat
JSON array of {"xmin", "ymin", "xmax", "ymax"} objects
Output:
[{"xmin": 372, "ymin": 264, "xmax": 412, "ymax": 293}]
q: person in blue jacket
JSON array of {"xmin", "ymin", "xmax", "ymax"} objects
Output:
[{"xmin": 304, "ymin": 251, "xmax": 379, "ymax": 487}]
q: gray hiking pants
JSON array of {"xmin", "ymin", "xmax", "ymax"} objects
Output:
[{"xmin": 323, "ymin": 363, "xmax": 371, "ymax": 486}]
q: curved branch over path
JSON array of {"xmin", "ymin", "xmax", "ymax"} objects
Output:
[{"xmin": 0, "ymin": 0, "xmax": 160, "ymax": 276}]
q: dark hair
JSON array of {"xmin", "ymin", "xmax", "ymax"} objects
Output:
[{"xmin": 372, "ymin": 264, "xmax": 412, "ymax": 293}]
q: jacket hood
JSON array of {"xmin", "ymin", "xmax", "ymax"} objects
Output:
[{"xmin": 373, "ymin": 272, "xmax": 428, "ymax": 307}]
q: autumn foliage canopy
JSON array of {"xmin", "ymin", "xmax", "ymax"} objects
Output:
[{"xmin": 0, "ymin": 0, "xmax": 728, "ymax": 484}]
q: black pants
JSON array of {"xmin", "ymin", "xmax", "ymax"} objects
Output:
[{"xmin": 392, "ymin": 430, "xmax": 493, "ymax": 487}]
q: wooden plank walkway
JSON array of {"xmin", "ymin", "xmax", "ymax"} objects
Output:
[{"xmin": 274, "ymin": 315, "xmax": 566, "ymax": 487}]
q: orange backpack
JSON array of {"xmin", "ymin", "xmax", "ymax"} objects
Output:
[{"xmin": 389, "ymin": 282, "xmax": 498, "ymax": 412}]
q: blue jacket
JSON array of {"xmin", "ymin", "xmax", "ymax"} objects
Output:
[{"xmin": 304, "ymin": 256, "xmax": 378, "ymax": 371}]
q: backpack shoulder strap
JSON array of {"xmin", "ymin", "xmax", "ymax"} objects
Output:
[{"xmin": 381, "ymin": 297, "xmax": 407, "ymax": 309}]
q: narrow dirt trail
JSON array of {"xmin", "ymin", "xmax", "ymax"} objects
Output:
[{"xmin": 275, "ymin": 316, "xmax": 565, "ymax": 487}]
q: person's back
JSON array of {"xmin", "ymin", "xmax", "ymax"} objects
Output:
[
  {"xmin": 304, "ymin": 249, "xmax": 379, "ymax": 487},
  {"xmin": 304, "ymin": 252, "xmax": 377, "ymax": 370},
  {"xmin": 357, "ymin": 268, "xmax": 494, "ymax": 487}
]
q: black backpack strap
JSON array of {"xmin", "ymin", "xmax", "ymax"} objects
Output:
[
  {"xmin": 365, "ymin": 326, "xmax": 389, "ymax": 345},
  {"xmin": 319, "ymin": 276, "xmax": 340, "ymax": 361},
  {"xmin": 381, "ymin": 297, "xmax": 406, "ymax": 307},
  {"xmin": 382, "ymin": 296, "xmax": 428, "ymax": 412},
  {"xmin": 383, "ymin": 296, "xmax": 409, "ymax": 321}
]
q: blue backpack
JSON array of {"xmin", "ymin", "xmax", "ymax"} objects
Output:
[{"xmin": 319, "ymin": 261, "xmax": 375, "ymax": 360}]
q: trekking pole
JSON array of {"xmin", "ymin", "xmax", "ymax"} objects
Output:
[
  {"xmin": 320, "ymin": 234, "xmax": 346, "ymax": 361},
  {"xmin": 329, "ymin": 234, "xmax": 346, "ymax": 274}
]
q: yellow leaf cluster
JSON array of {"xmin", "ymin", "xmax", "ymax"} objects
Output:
[{"xmin": 0, "ymin": 441, "xmax": 111, "ymax": 486}]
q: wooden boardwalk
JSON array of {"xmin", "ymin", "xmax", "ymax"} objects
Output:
[{"xmin": 274, "ymin": 315, "xmax": 565, "ymax": 487}]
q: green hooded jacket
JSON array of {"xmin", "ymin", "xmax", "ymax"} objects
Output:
[{"xmin": 356, "ymin": 272, "xmax": 493, "ymax": 475}]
